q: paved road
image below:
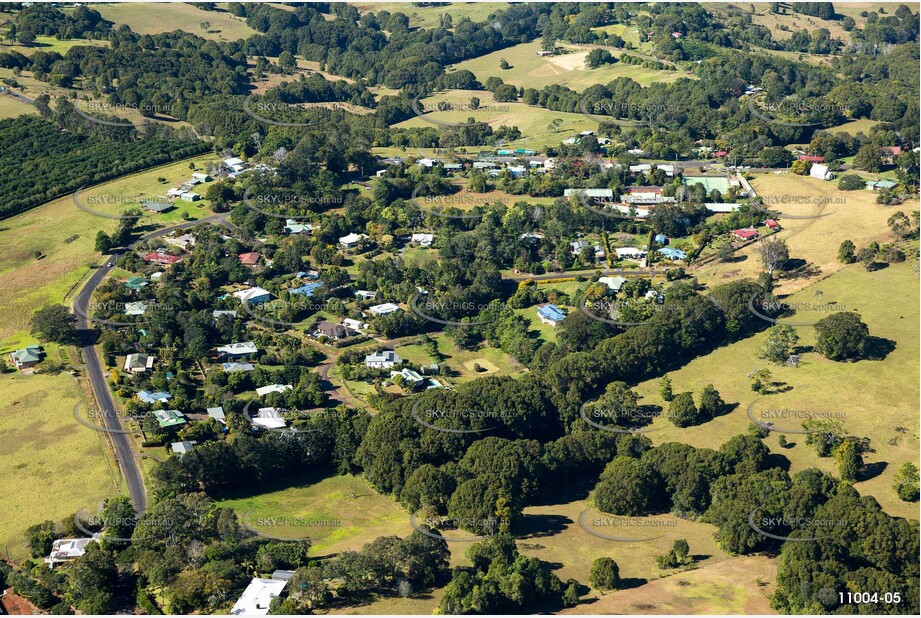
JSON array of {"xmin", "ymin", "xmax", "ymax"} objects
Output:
[
  {"xmin": 73, "ymin": 213, "xmax": 232, "ymax": 513},
  {"xmin": 0, "ymin": 87, "xmax": 34, "ymax": 105},
  {"xmin": 507, "ymin": 267, "xmax": 660, "ymax": 282}
]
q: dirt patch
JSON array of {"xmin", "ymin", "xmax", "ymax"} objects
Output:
[{"xmin": 462, "ymin": 358, "xmax": 499, "ymax": 374}]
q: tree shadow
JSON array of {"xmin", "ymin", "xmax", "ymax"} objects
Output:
[
  {"xmin": 864, "ymin": 336, "xmax": 896, "ymax": 361},
  {"xmin": 764, "ymin": 452, "xmax": 791, "ymax": 471},
  {"xmin": 781, "ymin": 260, "xmax": 822, "ymax": 280},
  {"xmin": 859, "ymin": 461, "xmax": 888, "ymax": 482},
  {"xmin": 515, "ymin": 513, "xmax": 571, "ymax": 539}
]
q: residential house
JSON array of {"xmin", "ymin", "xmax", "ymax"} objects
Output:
[
  {"xmin": 536, "ymin": 304, "xmax": 566, "ymax": 326},
  {"xmin": 142, "ymin": 249, "xmax": 181, "ymax": 265},
  {"xmin": 124, "ymin": 353, "xmax": 155, "ymax": 373},
  {"xmin": 339, "ymin": 232, "xmax": 368, "ymax": 248},
  {"xmin": 314, "ymin": 321, "xmax": 353, "ymax": 341},
  {"xmin": 629, "ymin": 163, "xmax": 652, "ymax": 174},
  {"xmin": 764, "ymin": 219, "xmax": 781, "ymax": 230},
  {"xmin": 866, "ymin": 179, "xmax": 898, "ymax": 191},
  {"xmin": 222, "ymin": 362, "xmax": 254, "ymax": 373},
  {"xmin": 46, "ymin": 536, "xmax": 99, "ymax": 567},
  {"xmin": 233, "ymin": 287, "xmax": 271, "ymax": 304},
  {"xmin": 731, "ymin": 228, "xmax": 760, "ymax": 241},
  {"xmin": 365, "ymin": 350, "xmax": 402, "ymax": 369},
  {"xmin": 230, "ymin": 577, "xmax": 289, "ymax": 616},
  {"xmin": 410, "ymin": 233, "xmax": 434, "ymax": 247},
  {"xmin": 598, "ymin": 276, "xmax": 627, "ymax": 292},
  {"xmin": 354, "ymin": 290, "xmax": 378, "ymax": 301},
  {"xmin": 882, "ymin": 146, "xmax": 903, "ymax": 164},
  {"xmin": 137, "ymin": 390, "xmax": 171, "ymax": 405},
  {"xmin": 613, "ymin": 247, "xmax": 648, "ymax": 260},
  {"xmin": 569, "ymin": 240, "xmax": 605, "ymax": 258},
  {"xmin": 391, "ymin": 367, "xmax": 425, "ymax": 387},
  {"xmin": 655, "ymin": 234, "xmax": 668, "ymax": 245},
  {"xmin": 153, "ymin": 409, "xmax": 186, "ymax": 429},
  {"xmin": 179, "ymin": 192, "xmax": 200, "ymax": 201},
  {"xmin": 207, "ymin": 406, "xmax": 226, "ymax": 424},
  {"xmin": 238, "ymin": 252, "xmax": 261, "ymax": 267},
  {"xmin": 289, "ymin": 282, "xmax": 323, "ymax": 297},
  {"xmin": 255, "ymin": 384, "xmax": 293, "ymax": 397},
  {"xmin": 213, "ymin": 310, "xmax": 238, "ymax": 319},
  {"xmin": 809, "ymin": 164, "xmax": 834, "ymax": 181},
  {"xmin": 252, "ymin": 407, "xmax": 287, "ymax": 430},
  {"xmin": 163, "ymin": 233, "xmax": 195, "ymax": 250},
  {"xmin": 192, "ymin": 173, "xmax": 212, "ymax": 182},
  {"xmin": 224, "ymin": 157, "xmax": 246, "ymax": 174},
  {"xmin": 799, "ymin": 155, "xmax": 824, "ymax": 163},
  {"xmin": 10, "ymin": 345, "xmax": 42, "ymax": 369},
  {"xmin": 124, "ymin": 276, "xmax": 148, "ymax": 292},
  {"xmin": 124, "ymin": 301, "xmax": 147, "ymax": 316},
  {"xmin": 216, "ymin": 342, "xmax": 259, "ymax": 357},
  {"xmin": 343, "ymin": 318, "xmax": 369, "ymax": 331},
  {"xmin": 658, "ymin": 247, "xmax": 687, "ymax": 260},
  {"xmin": 284, "ymin": 219, "xmax": 313, "ymax": 234},
  {"xmin": 171, "ymin": 441, "xmax": 197, "ymax": 455},
  {"xmin": 368, "ymin": 302, "xmax": 401, "ymax": 316}
]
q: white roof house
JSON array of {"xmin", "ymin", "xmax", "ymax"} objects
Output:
[
  {"xmin": 614, "ymin": 247, "xmax": 648, "ymax": 259},
  {"xmin": 368, "ymin": 302, "xmax": 401, "ymax": 316},
  {"xmin": 232, "ymin": 287, "xmax": 272, "ymax": 304},
  {"xmin": 45, "ymin": 535, "xmax": 100, "ymax": 567},
  {"xmin": 124, "ymin": 301, "xmax": 147, "ymax": 316},
  {"xmin": 563, "ymin": 188, "xmax": 613, "ymax": 198},
  {"xmin": 216, "ymin": 342, "xmax": 259, "ymax": 356},
  {"xmin": 213, "ymin": 310, "xmax": 238, "ymax": 319},
  {"xmin": 124, "ymin": 353, "xmax": 155, "ymax": 373},
  {"xmin": 252, "ymin": 407, "xmax": 287, "ymax": 430},
  {"xmin": 391, "ymin": 367, "xmax": 424, "ymax": 384},
  {"xmin": 255, "ymin": 384, "xmax": 293, "ymax": 397},
  {"xmin": 410, "ymin": 233, "xmax": 434, "ymax": 247},
  {"xmin": 342, "ymin": 318, "xmax": 369, "ymax": 331},
  {"xmin": 339, "ymin": 232, "xmax": 368, "ymax": 248},
  {"xmin": 231, "ymin": 577, "xmax": 288, "ymax": 615},
  {"xmin": 809, "ymin": 163, "xmax": 834, "ymax": 180},
  {"xmin": 365, "ymin": 350, "xmax": 402, "ymax": 369}
]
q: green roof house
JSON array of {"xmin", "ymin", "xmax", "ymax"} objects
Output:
[
  {"xmin": 153, "ymin": 409, "xmax": 186, "ymax": 429},
  {"xmin": 125, "ymin": 277, "xmax": 148, "ymax": 291},
  {"xmin": 10, "ymin": 345, "xmax": 43, "ymax": 369}
]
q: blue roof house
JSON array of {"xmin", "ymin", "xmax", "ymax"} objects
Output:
[
  {"xmin": 289, "ymin": 281, "xmax": 324, "ymax": 297},
  {"xmin": 536, "ymin": 304, "xmax": 566, "ymax": 326},
  {"xmin": 658, "ymin": 247, "xmax": 687, "ymax": 260}
]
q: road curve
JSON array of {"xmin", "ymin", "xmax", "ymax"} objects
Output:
[{"xmin": 73, "ymin": 213, "xmax": 232, "ymax": 513}]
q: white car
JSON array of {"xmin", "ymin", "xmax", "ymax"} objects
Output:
[{"xmin": 106, "ymin": 262, "xmax": 113, "ymax": 267}]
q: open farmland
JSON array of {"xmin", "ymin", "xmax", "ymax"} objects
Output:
[{"xmin": 452, "ymin": 40, "xmax": 691, "ymax": 91}]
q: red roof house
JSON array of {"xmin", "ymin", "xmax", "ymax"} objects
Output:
[
  {"xmin": 731, "ymin": 228, "xmax": 760, "ymax": 241},
  {"xmin": 714, "ymin": 150, "xmax": 728, "ymax": 158},
  {"xmin": 799, "ymin": 155, "xmax": 824, "ymax": 163},
  {"xmin": 142, "ymin": 250, "xmax": 180, "ymax": 265},
  {"xmin": 764, "ymin": 219, "xmax": 780, "ymax": 230},
  {"xmin": 883, "ymin": 146, "xmax": 903, "ymax": 156},
  {"xmin": 238, "ymin": 252, "xmax": 261, "ymax": 266}
]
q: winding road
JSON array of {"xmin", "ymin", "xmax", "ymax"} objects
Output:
[{"xmin": 73, "ymin": 213, "xmax": 232, "ymax": 513}]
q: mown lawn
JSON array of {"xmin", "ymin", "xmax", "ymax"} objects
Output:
[{"xmin": 215, "ymin": 472, "xmax": 413, "ymax": 556}]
